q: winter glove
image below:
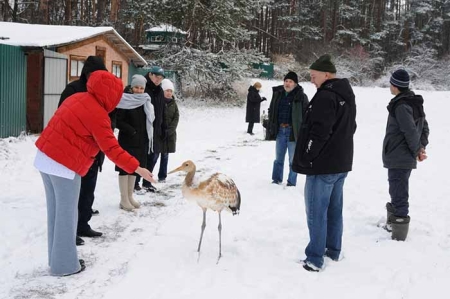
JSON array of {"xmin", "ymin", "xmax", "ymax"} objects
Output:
[{"xmin": 262, "ymin": 97, "xmax": 267, "ymax": 101}]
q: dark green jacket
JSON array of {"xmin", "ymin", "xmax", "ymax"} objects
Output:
[
  {"xmin": 161, "ymin": 97, "xmax": 179, "ymax": 153},
  {"xmin": 267, "ymin": 85, "xmax": 309, "ymax": 141}
]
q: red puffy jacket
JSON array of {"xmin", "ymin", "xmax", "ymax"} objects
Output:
[{"xmin": 36, "ymin": 71, "xmax": 139, "ymax": 176}]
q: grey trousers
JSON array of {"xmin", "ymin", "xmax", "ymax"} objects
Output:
[{"xmin": 40, "ymin": 172, "xmax": 81, "ymax": 276}]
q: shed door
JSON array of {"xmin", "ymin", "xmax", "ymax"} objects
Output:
[{"xmin": 43, "ymin": 50, "xmax": 68, "ymax": 128}]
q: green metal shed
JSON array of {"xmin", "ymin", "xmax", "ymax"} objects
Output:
[{"xmin": 0, "ymin": 44, "xmax": 27, "ymax": 138}]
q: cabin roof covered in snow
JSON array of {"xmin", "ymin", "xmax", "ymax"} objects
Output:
[
  {"xmin": 145, "ymin": 24, "xmax": 187, "ymax": 34},
  {"xmin": 0, "ymin": 22, "xmax": 147, "ymax": 66}
]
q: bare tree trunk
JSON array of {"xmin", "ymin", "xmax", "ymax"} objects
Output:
[
  {"xmin": 79, "ymin": 0, "xmax": 84, "ymax": 25},
  {"xmin": 259, "ymin": 7, "xmax": 263, "ymax": 52},
  {"xmin": 39, "ymin": 0, "xmax": 49, "ymax": 24},
  {"xmin": 110, "ymin": 0, "xmax": 119, "ymax": 23},
  {"xmin": 1, "ymin": 0, "xmax": 10, "ymax": 21},
  {"xmin": 263, "ymin": 6, "xmax": 269, "ymax": 55},
  {"xmin": 64, "ymin": 0, "xmax": 71, "ymax": 24},
  {"xmin": 331, "ymin": 0, "xmax": 338, "ymax": 41},
  {"xmin": 270, "ymin": 7, "xmax": 276, "ymax": 54},
  {"xmin": 321, "ymin": 5, "xmax": 327, "ymax": 44},
  {"xmin": 91, "ymin": 0, "xmax": 96, "ymax": 24},
  {"xmin": 96, "ymin": 0, "xmax": 105, "ymax": 24}
]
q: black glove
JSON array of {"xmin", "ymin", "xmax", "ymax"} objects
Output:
[{"xmin": 262, "ymin": 97, "xmax": 267, "ymax": 101}]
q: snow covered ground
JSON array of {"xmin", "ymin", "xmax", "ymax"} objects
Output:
[{"xmin": 0, "ymin": 80, "xmax": 448, "ymax": 299}]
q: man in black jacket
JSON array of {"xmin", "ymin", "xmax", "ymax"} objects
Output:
[
  {"xmin": 382, "ymin": 69, "xmax": 429, "ymax": 241},
  {"xmin": 292, "ymin": 55, "xmax": 357, "ymax": 272},
  {"xmin": 58, "ymin": 56, "xmax": 108, "ymax": 245},
  {"xmin": 134, "ymin": 66, "xmax": 166, "ymax": 192}
]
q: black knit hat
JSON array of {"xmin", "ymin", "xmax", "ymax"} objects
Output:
[
  {"xmin": 80, "ymin": 56, "xmax": 107, "ymax": 81},
  {"xmin": 284, "ymin": 71, "xmax": 298, "ymax": 84},
  {"xmin": 390, "ymin": 69, "xmax": 410, "ymax": 88},
  {"xmin": 309, "ymin": 54, "xmax": 337, "ymax": 73}
]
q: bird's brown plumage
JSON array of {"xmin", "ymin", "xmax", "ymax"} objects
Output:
[{"xmin": 169, "ymin": 160, "xmax": 241, "ymax": 214}]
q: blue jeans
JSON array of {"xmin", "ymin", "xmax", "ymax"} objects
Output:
[
  {"xmin": 158, "ymin": 153, "xmax": 169, "ymax": 181},
  {"xmin": 304, "ymin": 172, "xmax": 348, "ymax": 268},
  {"xmin": 388, "ymin": 169, "xmax": 412, "ymax": 217},
  {"xmin": 272, "ymin": 126, "xmax": 297, "ymax": 185}
]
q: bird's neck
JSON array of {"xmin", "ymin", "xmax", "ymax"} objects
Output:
[{"xmin": 185, "ymin": 168, "xmax": 196, "ymax": 187}]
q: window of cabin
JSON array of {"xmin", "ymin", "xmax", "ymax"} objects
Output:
[
  {"xmin": 96, "ymin": 46, "xmax": 106, "ymax": 63},
  {"xmin": 171, "ymin": 37, "xmax": 178, "ymax": 43},
  {"xmin": 112, "ymin": 61, "xmax": 122, "ymax": 78},
  {"xmin": 151, "ymin": 35, "xmax": 164, "ymax": 42},
  {"xmin": 70, "ymin": 55, "xmax": 85, "ymax": 81}
]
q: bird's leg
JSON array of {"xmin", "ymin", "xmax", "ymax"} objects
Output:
[
  {"xmin": 197, "ymin": 208, "xmax": 207, "ymax": 254},
  {"xmin": 216, "ymin": 211, "xmax": 222, "ymax": 264}
]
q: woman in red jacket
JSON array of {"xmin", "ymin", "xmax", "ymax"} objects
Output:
[{"xmin": 34, "ymin": 70, "xmax": 155, "ymax": 276}]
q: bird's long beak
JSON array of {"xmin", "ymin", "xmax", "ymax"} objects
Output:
[{"xmin": 168, "ymin": 165, "xmax": 183, "ymax": 174}]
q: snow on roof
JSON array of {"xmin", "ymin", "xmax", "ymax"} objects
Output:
[
  {"xmin": 0, "ymin": 22, "xmax": 147, "ymax": 66},
  {"xmin": 0, "ymin": 22, "xmax": 113, "ymax": 47},
  {"xmin": 145, "ymin": 24, "xmax": 187, "ymax": 34}
]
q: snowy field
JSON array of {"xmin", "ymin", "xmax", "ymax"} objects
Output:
[{"xmin": 0, "ymin": 80, "xmax": 448, "ymax": 299}]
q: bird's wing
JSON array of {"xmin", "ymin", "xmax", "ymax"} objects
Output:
[{"xmin": 198, "ymin": 173, "xmax": 240, "ymax": 211}]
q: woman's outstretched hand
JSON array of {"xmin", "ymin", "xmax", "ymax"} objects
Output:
[{"xmin": 135, "ymin": 166, "xmax": 156, "ymax": 183}]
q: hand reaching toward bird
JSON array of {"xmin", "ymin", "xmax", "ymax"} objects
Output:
[{"xmin": 135, "ymin": 166, "xmax": 156, "ymax": 183}]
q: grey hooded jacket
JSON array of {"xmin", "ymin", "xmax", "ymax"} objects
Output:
[{"xmin": 382, "ymin": 91, "xmax": 430, "ymax": 169}]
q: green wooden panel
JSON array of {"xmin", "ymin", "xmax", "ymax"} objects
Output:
[
  {"xmin": 0, "ymin": 44, "xmax": 27, "ymax": 138},
  {"xmin": 252, "ymin": 63, "xmax": 274, "ymax": 79}
]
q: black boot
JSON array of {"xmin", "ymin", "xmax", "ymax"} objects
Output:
[
  {"xmin": 384, "ymin": 202, "xmax": 395, "ymax": 232},
  {"xmin": 76, "ymin": 236, "xmax": 85, "ymax": 246},
  {"xmin": 78, "ymin": 228, "xmax": 103, "ymax": 238},
  {"xmin": 390, "ymin": 215, "xmax": 410, "ymax": 241}
]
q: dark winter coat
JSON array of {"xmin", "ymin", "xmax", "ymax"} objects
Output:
[
  {"xmin": 144, "ymin": 73, "xmax": 165, "ymax": 154},
  {"xmin": 246, "ymin": 86, "xmax": 265, "ymax": 123},
  {"xmin": 266, "ymin": 85, "xmax": 309, "ymax": 141},
  {"xmin": 115, "ymin": 97, "xmax": 149, "ymax": 175},
  {"xmin": 161, "ymin": 97, "xmax": 180, "ymax": 154},
  {"xmin": 382, "ymin": 90, "xmax": 430, "ymax": 169},
  {"xmin": 58, "ymin": 56, "xmax": 115, "ymax": 171},
  {"xmin": 292, "ymin": 78, "xmax": 357, "ymax": 175}
]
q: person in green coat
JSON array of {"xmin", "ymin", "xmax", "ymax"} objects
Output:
[
  {"xmin": 158, "ymin": 79, "xmax": 180, "ymax": 182},
  {"xmin": 267, "ymin": 71, "xmax": 309, "ymax": 187}
]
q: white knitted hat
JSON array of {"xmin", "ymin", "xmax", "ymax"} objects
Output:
[{"xmin": 161, "ymin": 79, "xmax": 175, "ymax": 91}]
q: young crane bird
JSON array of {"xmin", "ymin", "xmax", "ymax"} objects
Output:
[{"xmin": 168, "ymin": 160, "xmax": 241, "ymax": 263}]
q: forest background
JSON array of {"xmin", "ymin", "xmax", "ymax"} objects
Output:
[{"xmin": 2, "ymin": 0, "xmax": 449, "ymax": 98}]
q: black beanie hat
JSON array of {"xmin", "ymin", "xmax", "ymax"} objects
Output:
[
  {"xmin": 284, "ymin": 71, "xmax": 298, "ymax": 84},
  {"xmin": 82, "ymin": 56, "xmax": 107, "ymax": 75},
  {"xmin": 309, "ymin": 54, "xmax": 337, "ymax": 73},
  {"xmin": 390, "ymin": 69, "xmax": 410, "ymax": 88}
]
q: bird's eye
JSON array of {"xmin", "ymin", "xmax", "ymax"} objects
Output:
[{"xmin": 185, "ymin": 164, "xmax": 188, "ymax": 166}]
